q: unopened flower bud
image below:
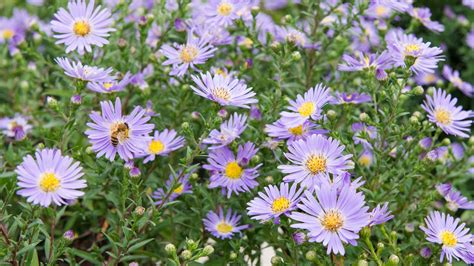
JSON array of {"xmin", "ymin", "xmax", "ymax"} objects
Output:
[
  {"xmin": 202, "ymin": 245, "xmax": 214, "ymax": 256},
  {"xmin": 469, "ymin": 136, "xmax": 474, "ymax": 145},
  {"xmin": 326, "ymin": 110, "xmax": 336, "ymax": 120},
  {"xmin": 134, "ymin": 206, "xmax": 145, "ymax": 215},
  {"xmin": 358, "ymin": 260, "xmax": 369, "ymax": 266},
  {"xmin": 71, "ymin": 94, "xmax": 82, "ymax": 105},
  {"xmin": 409, "ymin": 116, "xmax": 419, "ymax": 124},
  {"xmin": 360, "ymin": 227, "xmax": 371, "ymax": 238},
  {"xmin": 389, "ymin": 254, "xmax": 399, "ymax": 264},
  {"xmin": 20, "ymin": 80, "xmax": 29, "ymax": 90},
  {"xmin": 405, "ymin": 223, "xmax": 415, "ymax": 233},
  {"xmin": 291, "ymin": 51, "xmax": 301, "ymax": 61},
  {"xmin": 191, "ymin": 111, "xmax": 201, "ymax": 120},
  {"xmin": 63, "ymin": 230, "xmax": 76, "ymax": 241},
  {"xmin": 442, "ymin": 138, "xmax": 451, "ymax": 145},
  {"xmin": 413, "ymin": 111, "xmax": 422, "ymax": 118},
  {"xmin": 265, "ymin": 175, "xmax": 273, "ymax": 183},
  {"xmin": 271, "ymin": 256, "xmax": 283, "ymax": 265},
  {"xmin": 229, "ymin": 252, "xmax": 237, "ymax": 260},
  {"xmin": 251, "ymin": 155, "xmax": 260, "ymax": 163},
  {"xmin": 427, "ymin": 86, "xmax": 435, "ymax": 96},
  {"xmin": 181, "ymin": 250, "xmax": 192, "ymax": 260},
  {"xmin": 165, "ymin": 243, "xmax": 176, "ymax": 255},
  {"xmin": 359, "ymin": 112, "xmax": 369, "ymax": 122},
  {"xmin": 305, "ymin": 250, "xmax": 316, "ymax": 261},
  {"xmin": 181, "ymin": 122, "xmax": 190, "ymax": 130},
  {"xmin": 36, "ymin": 143, "xmax": 45, "ymax": 149},
  {"xmin": 129, "ymin": 167, "xmax": 141, "ymax": 177},
  {"xmin": 46, "ymin": 96, "xmax": 58, "ymax": 109},
  {"xmin": 217, "ymin": 109, "xmax": 228, "ymax": 118},
  {"xmin": 377, "ymin": 242, "xmax": 384, "ymax": 250},
  {"xmin": 414, "ymin": 86, "xmax": 424, "ymax": 95},
  {"xmin": 420, "ymin": 246, "xmax": 432, "ymax": 258},
  {"xmin": 118, "ymin": 38, "xmax": 127, "ymax": 48}
]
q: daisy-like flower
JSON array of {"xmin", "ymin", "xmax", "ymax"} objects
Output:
[
  {"xmin": 140, "ymin": 129, "xmax": 185, "ymax": 163},
  {"xmin": 191, "ymin": 72, "xmax": 257, "ymax": 108},
  {"xmin": 289, "ymin": 184, "xmax": 370, "ymax": 255},
  {"xmin": 338, "ymin": 51, "xmax": 392, "ymax": 80},
  {"xmin": 332, "ymin": 92, "xmax": 372, "ymax": 105},
  {"xmin": 85, "ymin": 98, "xmax": 154, "ymax": 161},
  {"xmin": 442, "ymin": 65, "xmax": 473, "ymax": 97},
  {"xmin": 278, "ymin": 134, "xmax": 353, "ymax": 189},
  {"xmin": 368, "ymin": 202, "xmax": 394, "ymax": 226},
  {"xmin": 420, "ymin": 211, "xmax": 473, "ymax": 263},
  {"xmin": 152, "ymin": 170, "xmax": 192, "ymax": 205},
  {"xmin": 247, "ymin": 182, "xmax": 304, "ymax": 223},
  {"xmin": 414, "ymin": 72, "xmax": 440, "ymax": 86},
  {"xmin": 0, "ymin": 114, "xmax": 32, "ymax": 141},
  {"xmin": 203, "ymin": 208, "xmax": 249, "ymax": 239},
  {"xmin": 205, "ymin": 0, "xmax": 243, "ymax": 27},
  {"xmin": 16, "ymin": 148, "xmax": 86, "ymax": 207},
  {"xmin": 352, "ymin": 122, "xmax": 377, "ymax": 149},
  {"xmin": 51, "ymin": 0, "xmax": 115, "ymax": 54},
  {"xmin": 275, "ymin": 27, "xmax": 309, "ymax": 48},
  {"xmin": 421, "ymin": 88, "xmax": 472, "ymax": 138},
  {"xmin": 280, "ymin": 84, "xmax": 332, "ymax": 128},
  {"xmin": 358, "ymin": 149, "xmax": 374, "ymax": 167},
  {"xmin": 408, "ymin": 7, "xmax": 444, "ymax": 33},
  {"xmin": 436, "ymin": 183, "xmax": 474, "ymax": 211},
  {"xmin": 87, "ymin": 72, "xmax": 131, "ymax": 93},
  {"xmin": 265, "ymin": 120, "xmax": 327, "ymax": 144},
  {"xmin": 55, "ymin": 57, "xmax": 113, "ymax": 82},
  {"xmin": 203, "ymin": 142, "xmax": 261, "ymax": 198},
  {"xmin": 203, "ymin": 113, "xmax": 247, "ymax": 149},
  {"xmin": 159, "ymin": 30, "xmax": 217, "ymax": 77}
]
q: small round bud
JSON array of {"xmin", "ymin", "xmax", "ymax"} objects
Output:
[
  {"xmin": 283, "ymin": 15, "xmax": 292, "ymax": 22},
  {"xmin": 165, "ymin": 243, "xmax": 176, "ymax": 255},
  {"xmin": 359, "ymin": 112, "xmax": 369, "ymax": 122},
  {"xmin": 413, "ymin": 111, "xmax": 422, "ymax": 118},
  {"xmin": 229, "ymin": 252, "xmax": 238, "ymax": 260},
  {"xmin": 217, "ymin": 109, "xmax": 228, "ymax": 118},
  {"xmin": 180, "ymin": 250, "xmax": 192, "ymax": 260},
  {"xmin": 190, "ymin": 173, "xmax": 199, "ymax": 180},
  {"xmin": 71, "ymin": 94, "xmax": 82, "ymax": 105},
  {"xmin": 251, "ymin": 6, "xmax": 260, "ymax": 16},
  {"xmin": 435, "ymin": 79, "xmax": 444, "ymax": 87},
  {"xmin": 358, "ymin": 260, "xmax": 369, "ymax": 266},
  {"xmin": 271, "ymin": 256, "xmax": 283, "ymax": 265},
  {"xmin": 186, "ymin": 239, "xmax": 195, "ymax": 246},
  {"xmin": 85, "ymin": 146, "xmax": 94, "ymax": 154},
  {"xmin": 202, "ymin": 245, "xmax": 214, "ymax": 256},
  {"xmin": 251, "ymin": 155, "xmax": 261, "ymax": 163},
  {"xmin": 427, "ymin": 86, "xmax": 435, "ymax": 96},
  {"xmin": 265, "ymin": 175, "xmax": 274, "ymax": 184},
  {"xmin": 413, "ymin": 86, "xmax": 424, "ymax": 95},
  {"xmin": 118, "ymin": 38, "xmax": 127, "ymax": 48},
  {"xmin": 442, "ymin": 138, "xmax": 451, "ymax": 145},
  {"xmin": 469, "ymin": 136, "xmax": 474, "ymax": 145},
  {"xmin": 420, "ymin": 246, "xmax": 432, "ymax": 258},
  {"xmin": 291, "ymin": 51, "xmax": 301, "ymax": 61},
  {"xmin": 377, "ymin": 242, "xmax": 384, "ymax": 250},
  {"xmin": 129, "ymin": 167, "xmax": 141, "ymax": 177},
  {"xmin": 46, "ymin": 96, "xmax": 58, "ymax": 108},
  {"xmin": 405, "ymin": 223, "xmax": 415, "ymax": 233},
  {"xmin": 20, "ymin": 80, "xmax": 29, "ymax": 90},
  {"xmin": 63, "ymin": 230, "xmax": 76, "ymax": 241},
  {"xmin": 360, "ymin": 227, "xmax": 371, "ymax": 238},
  {"xmin": 409, "ymin": 116, "xmax": 419, "ymax": 124},
  {"xmin": 181, "ymin": 122, "xmax": 190, "ymax": 130},
  {"xmin": 326, "ymin": 110, "xmax": 336, "ymax": 120},
  {"xmin": 353, "ymin": 78, "xmax": 362, "ymax": 86},
  {"xmin": 389, "ymin": 254, "xmax": 399, "ymax": 264},
  {"xmin": 134, "ymin": 206, "xmax": 145, "ymax": 215},
  {"xmin": 191, "ymin": 111, "xmax": 201, "ymax": 120},
  {"xmin": 36, "ymin": 143, "xmax": 45, "ymax": 149},
  {"xmin": 305, "ymin": 250, "xmax": 316, "ymax": 261}
]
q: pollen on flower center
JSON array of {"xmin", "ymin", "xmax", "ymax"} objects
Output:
[
  {"xmin": 73, "ymin": 20, "xmax": 91, "ymax": 37},
  {"xmin": 173, "ymin": 184, "xmax": 184, "ymax": 194},
  {"xmin": 434, "ymin": 108, "xmax": 452, "ymax": 125},
  {"xmin": 216, "ymin": 221, "xmax": 233, "ymax": 234},
  {"xmin": 149, "ymin": 140, "xmax": 165, "ymax": 154},
  {"xmin": 306, "ymin": 155, "xmax": 327, "ymax": 174},
  {"xmin": 39, "ymin": 172, "xmax": 60, "ymax": 192},
  {"xmin": 225, "ymin": 161, "xmax": 243, "ymax": 179},
  {"xmin": 358, "ymin": 155, "xmax": 371, "ymax": 166},
  {"xmin": 404, "ymin": 44, "xmax": 421, "ymax": 54},
  {"xmin": 321, "ymin": 210, "xmax": 344, "ymax": 231},
  {"xmin": 440, "ymin": 230, "xmax": 457, "ymax": 247},
  {"xmin": 2, "ymin": 29, "xmax": 14, "ymax": 39},
  {"xmin": 289, "ymin": 125, "xmax": 303, "ymax": 135},
  {"xmin": 375, "ymin": 6, "xmax": 387, "ymax": 17},
  {"xmin": 103, "ymin": 82, "xmax": 114, "ymax": 90},
  {"xmin": 271, "ymin": 197, "xmax": 290, "ymax": 213},
  {"xmin": 179, "ymin": 45, "xmax": 199, "ymax": 63},
  {"xmin": 298, "ymin": 102, "xmax": 315, "ymax": 117},
  {"xmin": 212, "ymin": 88, "xmax": 231, "ymax": 101},
  {"xmin": 217, "ymin": 3, "xmax": 233, "ymax": 16}
]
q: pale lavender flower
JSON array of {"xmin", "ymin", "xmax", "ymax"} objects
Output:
[
  {"xmin": 129, "ymin": 167, "xmax": 141, "ymax": 177},
  {"xmin": 442, "ymin": 65, "xmax": 473, "ymax": 97},
  {"xmin": 247, "ymin": 183, "xmax": 303, "ymax": 223},
  {"xmin": 408, "ymin": 7, "xmax": 444, "ymax": 33},
  {"xmin": 0, "ymin": 114, "xmax": 32, "ymax": 141},
  {"xmin": 140, "ymin": 129, "xmax": 185, "ymax": 163},
  {"xmin": 451, "ymin": 142, "xmax": 464, "ymax": 160},
  {"xmin": 152, "ymin": 171, "xmax": 192, "ymax": 205},
  {"xmin": 332, "ymin": 92, "xmax": 372, "ymax": 105},
  {"xmin": 204, "ymin": 142, "xmax": 261, "ymax": 198},
  {"xmin": 420, "ymin": 247, "xmax": 432, "ymax": 258},
  {"xmin": 265, "ymin": 119, "xmax": 327, "ymax": 145},
  {"xmin": 249, "ymin": 105, "xmax": 262, "ymax": 120},
  {"xmin": 290, "ymin": 184, "xmax": 370, "ymax": 255},
  {"xmin": 420, "ymin": 211, "xmax": 473, "ymax": 263},
  {"xmin": 463, "ymin": 0, "xmax": 474, "ymax": 9},
  {"xmin": 293, "ymin": 232, "xmax": 306, "ymax": 245},
  {"xmin": 55, "ymin": 57, "xmax": 114, "ymax": 82},
  {"xmin": 144, "ymin": 100, "xmax": 159, "ymax": 117},
  {"xmin": 51, "ymin": 0, "xmax": 115, "ymax": 54},
  {"xmin": 87, "ymin": 72, "xmax": 131, "ymax": 93},
  {"xmin": 352, "ymin": 123, "xmax": 377, "ymax": 149},
  {"xmin": 204, "ymin": 0, "xmax": 244, "ymax": 27},
  {"xmin": 191, "ymin": 72, "xmax": 257, "ymax": 108},
  {"xmin": 368, "ymin": 202, "xmax": 394, "ymax": 226},
  {"xmin": 85, "ymin": 98, "xmax": 154, "ymax": 161},
  {"xmin": 160, "ymin": 30, "xmax": 217, "ymax": 77},
  {"xmin": 419, "ymin": 137, "xmax": 433, "ymax": 149},
  {"xmin": 338, "ymin": 51, "xmax": 392, "ymax": 80},
  {"xmin": 203, "ymin": 113, "xmax": 247, "ymax": 149},
  {"xmin": 436, "ymin": 183, "xmax": 474, "ymax": 211},
  {"xmin": 350, "ymin": 18, "xmax": 380, "ymax": 52},
  {"xmin": 278, "ymin": 134, "xmax": 353, "ymax": 189},
  {"xmin": 358, "ymin": 149, "xmax": 374, "ymax": 167},
  {"xmin": 203, "ymin": 208, "xmax": 249, "ymax": 239},
  {"xmin": 421, "ymin": 88, "xmax": 472, "ymax": 138},
  {"xmin": 275, "ymin": 27, "xmax": 309, "ymax": 48},
  {"xmin": 16, "ymin": 148, "xmax": 86, "ymax": 207},
  {"xmin": 414, "ymin": 72, "xmax": 440, "ymax": 86},
  {"xmin": 63, "ymin": 230, "xmax": 76, "ymax": 240}
]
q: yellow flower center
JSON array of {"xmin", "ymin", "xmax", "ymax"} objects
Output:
[
  {"xmin": 73, "ymin": 20, "xmax": 91, "ymax": 37},
  {"xmin": 103, "ymin": 82, "xmax": 114, "ymax": 90},
  {"xmin": 173, "ymin": 184, "xmax": 184, "ymax": 194},
  {"xmin": 216, "ymin": 221, "xmax": 233, "ymax": 234},
  {"xmin": 404, "ymin": 44, "xmax": 421, "ymax": 54},
  {"xmin": 179, "ymin": 45, "xmax": 198, "ymax": 63},
  {"xmin": 375, "ymin": 6, "xmax": 388, "ymax": 17},
  {"xmin": 225, "ymin": 161, "xmax": 242, "ymax": 179},
  {"xmin": 214, "ymin": 68, "xmax": 228, "ymax": 78},
  {"xmin": 424, "ymin": 74, "xmax": 436, "ymax": 83},
  {"xmin": 39, "ymin": 172, "xmax": 60, "ymax": 192},
  {"xmin": 217, "ymin": 3, "xmax": 233, "ymax": 16},
  {"xmin": 434, "ymin": 109, "xmax": 452, "ymax": 125},
  {"xmin": 364, "ymin": 56, "xmax": 371, "ymax": 68},
  {"xmin": 298, "ymin": 102, "xmax": 315, "ymax": 117},
  {"xmin": 440, "ymin": 230, "xmax": 457, "ymax": 247},
  {"xmin": 271, "ymin": 197, "xmax": 290, "ymax": 213},
  {"xmin": 212, "ymin": 88, "xmax": 231, "ymax": 101},
  {"xmin": 241, "ymin": 37, "xmax": 253, "ymax": 48},
  {"xmin": 149, "ymin": 140, "xmax": 165, "ymax": 154},
  {"xmin": 358, "ymin": 155, "xmax": 371, "ymax": 166},
  {"xmin": 288, "ymin": 125, "xmax": 303, "ymax": 136},
  {"xmin": 2, "ymin": 29, "xmax": 14, "ymax": 39},
  {"xmin": 306, "ymin": 155, "xmax": 327, "ymax": 174},
  {"xmin": 321, "ymin": 210, "xmax": 343, "ymax": 232}
]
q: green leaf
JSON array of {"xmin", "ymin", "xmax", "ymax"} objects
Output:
[
  {"xmin": 17, "ymin": 240, "xmax": 42, "ymax": 256},
  {"xmin": 128, "ymin": 238, "xmax": 154, "ymax": 253},
  {"xmin": 69, "ymin": 248, "xmax": 101, "ymax": 264}
]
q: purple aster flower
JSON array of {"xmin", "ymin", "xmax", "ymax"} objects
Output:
[
  {"xmin": 191, "ymin": 72, "xmax": 257, "ymax": 108},
  {"xmin": 249, "ymin": 105, "xmax": 262, "ymax": 121},
  {"xmin": 420, "ymin": 211, "xmax": 473, "ymax": 263},
  {"xmin": 280, "ymin": 83, "xmax": 332, "ymax": 128},
  {"xmin": 275, "ymin": 27, "xmax": 310, "ymax": 48},
  {"xmin": 358, "ymin": 149, "xmax": 374, "ymax": 167},
  {"xmin": 204, "ymin": 142, "xmax": 261, "ymax": 198},
  {"xmin": 368, "ymin": 202, "xmax": 394, "ymax": 226},
  {"xmin": 387, "ymin": 32, "xmax": 443, "ymax": 75},
  {"xmin": 139, "ymin": 129, "xmax": 185, "ymax": 163},
  {"xmin": 289, "ymin": 184, "xmax": 370, "ymax": 255},
  {"xmin": 463, "ymin": 0, "xmax": 474, "ymax": 9},
  {"xmin": 247, "ymin": 182, "xmax": 304, "ymax": 223},
  {"xmin": 414, "ymin": 72, "xmax": 439, "ymax": 86},
  {"xmin": 436, "ymin": 183, "xmax": 474, "ymax": 211},
  {"xmin": 338, "ymin": 51, "xmax": 392, "ymax": 80},
  {"xmin": 419, "ymin": 137, "xmax": 433, "ymax": 149},
  {"xmin": 408, "ymin": 7, "xmax": 444, "ymax": 33},
  {"xmin": 425, "ymin": 146, "xmax": 449, "ymax": 162},
  {"xmin": 350, "ymin": 18, "xmax": 380, "ymax": 53},
  {"xmin": 203, "ymin": 113, "xmax": 247, "ymax": 149},
  {"xmin": 159, "ymin": 30, "xmax": 217, "ymax": 77},
  {"xmin": 420, "ymin": 246, "xmax": 432, "ymax": 258},
  {"xmin": 352, "ymin": 123, "xmax": 377, "ymax": 149},
  {"xmin": 63, "ymin": 230, "xmax": 76, "ymax": 240},
  {"xmin": 152, "ymin": 170, "xmax": 192, "ymax": 205},
  {"xmin": 204, "ymin": 0, "xmax": 243, "ymax": 27},
  {"xmin": 278, "ymin": 134, "xmax": 353, "ymax": 189},
  {"xmin": 451, "ymin": 142, "xmax": 464, "ymax": 160},
  {"xmin": 442, "ymin": 65, "xmax": 473, "ymax": 97},
  {"xmin": 51, "ymin": 0, "xmax": 115, "ymax": 54},
  {"xmin": 129, "ymin": 167, "xmax": 141, "ymax": 177},
  {"xmin": 421, "ymin": 88, "xmax": 472, "ymax": 138},
  {"xmin": 87, "ymin": 72, "xmax": 131, "ymax": 93},
  {"xmin": 85, "ymin": 97, "xmax": 154, "ymax": 161},
  {"xmin": 265, "ymin": 119, "xmax": 327, "ymax": 145},
  {"xmin": 203, "ymin": 208, "xmax": 249, "ymax": 239},
  {"xmin": 16, "ymin": 148, "xmax": 86, "ymax": 207},
  {"xmin": 0, "ymin": 114, "xmax": 32, "ymax": 141},
  {"xmin": 332, "ymin": 92, "xmax": 372, "ymax": 105},
  {"xmin": 144, "ymin": 100, "xmax": 159, "ymax": 117},
  {"xmin": 55, "ymin": 57, "xmax": 114, "ymax": 82},
  {"xmin": 70, "ymin": 94, "xmax": 82, "ymax": 104}
]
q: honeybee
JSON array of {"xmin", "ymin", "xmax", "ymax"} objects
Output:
[{"xmin": 110, "ymin": 122, "xmax": 129, "ymax": 147}]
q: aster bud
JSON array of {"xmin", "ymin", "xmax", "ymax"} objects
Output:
[
  {"xmin": 436, "ymin": 79, "xmax": 444, "ymax": 87},
  {"xmin": 202, "ymin": 245, "xmax": 214, "ymax": 256},
  {"xmin": 291, "ymin": 51, "xmax": 301, "ymax": 61},
  {"xmin": 71, "ymin": 94, "xmax": 82, "ymax": 105},
  {"xmin": 165, "ymin": 243, "xmax": 176, "ymax": 255},
  {"xmin": 191, "ymin": 111, "xmax": 201, "ymax": 120},
  {"xmin": 63, "ymin": 230, "xmax": 76, "ymax": 241},
  {"xmin": 360, "ymin": 227, "xmax": 371, "ymax": 238},
  {"xmin": 469, "ymin": 136, "xmax": 474, "ymax": 145},
  {"xmin": 265, "ymin": 175, "xmax": 274, "ymax": 183},
  {"xmin": 326, "ymin": 110, "xmax": 336, "ymax": 120},
  {"xmin": 118, "ymin": 38, "xmax": 127, "ymax": 48},
  {"xmin": 358, "ymin": 260, "xmax": 369, "ymax": 266},
  {"xmin": 20, "ymin": 80, "xmax": 29, "ymax": 90},
  {"xmin": 36, "ymin": 143, "xmax": 45, "ymax": 149},
  {"xmin": 427, "ymin": 87, "xmax": 435, "ymax": 96},
  {"xmin": 359, "ymin": 112, "xmax": 369, "ymax": 122},
  {"xmin": 420, "ymin": 246, "xmax": 432, "ymax": 258},
  {"xmin": 251, "ymin": 155, "xmax": 260, "ymax": 163},
  {"xmin": 305, "ymin": 250, "xmax": 316, "ymax": 261},
  {"xmin": 377, "ymin": 242, "xmax": 384, "ymax": 251},
  {"xmin": 413, "ymin": 86, "xmax": 424, "ymax": 95},
  {"xmin": 229, "ymin": 252, "xmax": 238, "ymax": 260},
  {"xmin": 353, "ymin": 78, "xmax": 362, "ymax": 86},
  {"xmin": 46, "ymin": 96, "xmax": 59, "ymax": 109},
  {"xmin": 181, "ymin": 122, "xmax": 190, "ymax": 130},
  {"xmin": 129, "ymin": 167, "xmax": 141, "ymax": 177},
  {"xmin": 186, "ymin": 239, "xmax": 198, "ymax": 250},
  {"xmin": 271, "ymin": 256, "xmax": 283, "ymax": 265},
  {"xmin": 180, "ymin": 250, "xmax": 192, "ymax": 260},
  {"xmin": 217, "ymin": 109, "xmax": 228, "ymax": 118},
  {"xmin": 413, "ymin": 111, "xmax": 422, "ymax": 118},
  {"xmin": 442, "ymin": 138, "xmax": 451, "ymax": 145},
  {"xmin": 388, "ymin": 254, "xmax": 399, "ymax": 264},
  {"xmin": 405, "ymin": 223, "xmax": 415, "ymax": 233},
  {"xmin": 409, "ymin": 116, "xmax": 419, "ymax": 125},
  {"xmin": 134, "ymin": 206, "xmax": 145, "ymax": 215}
]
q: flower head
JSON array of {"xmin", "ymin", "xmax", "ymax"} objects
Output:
[
  {"xmin": 203, "ymin": 208, "xmax": 249, "ymax": 239},
  {"xmin": 368, "ymin": 202, "xmax": 394, "ymax": 226},
  {"xmin": 152, "ymin": 170, "xmax": 192, "ymax": 205},
  {"xmin": 421, "ymin": 88, "xmax": 472, "ymax": 138},
  {"xmin": 265, "ymin": 120, "xmax": 327, "ymax": 145},
  {"xmin": 338, "ymin": 51, "xmax": 392, "ymax": 80},
  {"xmin": 408, "ymin": 7, "xmax": 444, "ymax": 33},
  {"xmin": 205, "ymin": 0, "xmax": 243, "ymax": 27},
  {"xmin": 140, "ymin": 129, "xmax": 185, "ymax": 163},
  {"xmin": 51, "ymin": 0, "xmax": 115, "ymax": 54},
  {"xmin": 16, "ymin": 148, "xmax": 86, "ymax": 207},
  {"xmin": 332, "ymin": 92, "xmax": 372, "ymax": 105},
  {"xmin": 203, "ymin": 113, "xmax": 247, "ymax": 149},
  {"xmin": 87, "ymin": 72, "xmax": 131, "ymax": 93},
  {"xmin": 56, "ymin": 57, "xmax": 114, "ymax": 82},
  {"xmin": 247, "ymin": 182, "xmax": 303, "ymax": 223},
  {"xmin": 204, "ymin": 142, "xmax": 261, "ymax": 198},
  {"xmin": 436, "ymin": 183, "xmax": 474, "ymax": 211},
  {"xmin": 85, "ymin": 98, "xmax": 154, "ymax": 161},
  {"xmin": 442, "ymin": 65, "xmax": 473, "ymax": 97},
  {"xmin": 0, "ymin": 114, "xmax": 32, "ymax": 141}
]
